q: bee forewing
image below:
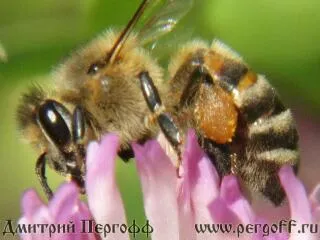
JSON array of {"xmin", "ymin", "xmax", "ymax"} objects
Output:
[{"xmin": 138, "ymin": 0, "xmax": 194, "ymax": 45}]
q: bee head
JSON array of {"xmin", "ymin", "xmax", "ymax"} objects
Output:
[{"xmin": 17, "ymin": 87, "xmax": 93, "ymax": 187}]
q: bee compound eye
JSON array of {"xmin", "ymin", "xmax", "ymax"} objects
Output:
[{"xmin": 37, "ymin": 100, "xmax": 71, "ymax": 147}]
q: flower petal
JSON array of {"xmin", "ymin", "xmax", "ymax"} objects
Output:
[
  {"xmin": 86, "ymin": 134, "xmax": 129, "ymax": 240},
  {"xmin": 133, "ymin": 139, "xmax": 180, "ymax": 240},
  {"xmin": 180, "ymin": 130, "xmax": 220, "ymax": 240},
  {"xmin": 185, "ymin": 130, "xmax": 220, "ymax": 210},
  {"xmin": 21, "ymin": 189, "xmax": 44, "ymax": 221},
  {"xmin": 209, "ymin": 198, "xmax": 240, "ymax": 224},
  {"xmin": 220, "ymin": 175, "xmax": 255, "ymax": 224},
  {"xmin": 309, "ymin": 184, "xmax": 320, "ymax": 222},
  {"xmin": 49, "ymin": 182, "xmax": 79, "ymax": 222},
  {"xmin": 71, "ymin": 202, "xmax": 97, "ymax": 240},
  {"xmin": 279, "ymin": 165, "xmax": 316, "ymax": 240},
  {"xmin": 86, "ymin": 141, "xmax": 99, "ymax": 166},
  {"xmin": 209, "ymin": 176, "xmax": 259, "ymax": 240},
  {"xmin": 20, "ymin": 184, "xmax": 96, "ymax": 240},
  {"xmin": 279, "ymin": 166, "xmax": 312, "ymax": 223},
  {"xmin": 19, "ymin": 198, "xmax": 51, "ymax": 239}
]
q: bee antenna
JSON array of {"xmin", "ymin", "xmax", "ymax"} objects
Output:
[{"xmin": 106, "ymin": 0, "xmax": 150, "ymax": 64}]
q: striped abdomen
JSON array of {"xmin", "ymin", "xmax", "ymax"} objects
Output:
[
  {"xmin": 167, "ymin": 40, "xmax": 299, "ymax": 205},
  {"xmin": 206, "ymin": 41, "xmax": 299, "ymax": 205},
  {"xmin": 232, "ymin": 74, "xmax": 299, "ymax": 205}
]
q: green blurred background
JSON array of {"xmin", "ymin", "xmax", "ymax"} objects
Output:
[{"xmin": 0, "ymin": 0, "xmax": 320, "ymax": 239}]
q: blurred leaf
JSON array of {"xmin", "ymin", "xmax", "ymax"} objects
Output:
[{"xmin": 0, "ymin": 42, "xmax": 7, "ymax": 62}]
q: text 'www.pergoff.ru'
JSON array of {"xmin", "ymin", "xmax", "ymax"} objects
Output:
[{"xmin": 195, "ymin": 220, "xmax": 319, "ymax": 237}]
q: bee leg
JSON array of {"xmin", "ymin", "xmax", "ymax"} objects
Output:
[
  {"xmin": 118, "ymin": 148, "xmax": 134, "ymax": 162},
  {"xmin": 69, "ymin": 170, "xmax": 86, "ymax": 194},
  {"xmin": 139, "ymin": 71, "xmax": 183, "ymax": 170},
  {"xmin": 72, "ymin": 106, "xmax": 86, "ymax": 144},
  {"xmin": 179, "ymin": 63, "xmax": 213, "ymax": 107},
  {"xmin": 35, "ymin": 152, "xmax": 53, "ymax": 200},
  {"xmin": 70, "ymin": 106, "xmax": 87, "ymax": 193}
]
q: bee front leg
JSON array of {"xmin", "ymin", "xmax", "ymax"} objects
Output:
[
  {"xmin": 35, "ymin": 153, "xmax": 53, "ymax": 200},
  {"xmin": 70, "ymin": 106, "xmax": 88, "ymax": 193},
  {"xmin": 69, "ymin": 170, "xmax": 85, "ymax": 194},
  {"xmin": 139, "ymin": 71, "xmax": 183, "ymax": 169},
  {"xmin": 72, "ymin": 106, "xmax": 86, "ymax": 144}
]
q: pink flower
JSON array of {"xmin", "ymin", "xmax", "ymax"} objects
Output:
[
  {"xmin": 18, "ymin": 130, "xmax": 320, "ymax": 240},
  {"xmin": 18, "ymin": 184, "xmax": 95, "ymax": 240}
]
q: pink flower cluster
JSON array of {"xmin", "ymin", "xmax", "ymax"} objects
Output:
[{"xmin": 19, "ymin": 131, "xmax": 320, "ymax": 240}]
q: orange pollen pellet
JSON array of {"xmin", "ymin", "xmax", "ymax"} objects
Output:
[{"xmin": 195, "ymin": 85, "xmax": 238, "ymax": 144}]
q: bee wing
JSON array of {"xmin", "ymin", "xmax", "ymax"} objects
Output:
[
  {"xmin": 138, "ymin": 0, "xmax": 194, "ymax": 46},
  {"xmin": 145, "ymin": 27, "xmax": 194, "ymax": 62},
  {"xmin": 108, "ymin": 0, "xmax": 193, "ymax": 64}
]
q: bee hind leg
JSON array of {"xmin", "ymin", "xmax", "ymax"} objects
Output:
[{"xmin": 138, "ymin": 71, "xmax": 183, "ymax": 170}]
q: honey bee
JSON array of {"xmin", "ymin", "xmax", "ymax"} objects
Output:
[{"xmin": 17, "ymin": 0, "xmax": 299, "ymax": 206}]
